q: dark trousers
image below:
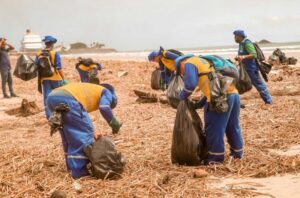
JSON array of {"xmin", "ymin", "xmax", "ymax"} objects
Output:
[{"xmin": 0, "ymin": 69, "xmax": 14, "ymax": 96}]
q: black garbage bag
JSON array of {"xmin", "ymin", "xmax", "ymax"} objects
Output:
[
  {"xmin": 257, "ymin": 61, "xmax": 272, "ymax": 82},
  {"xmin": 171, "ymin": 100, "xmax": 207, "ymax": 165},
  {"xmin": 84, "ymin": 137, "xmax": 125, "ymax": 179},
  {"xmin": 166, "ymin": 75, "xmax": 184, "ymax": 109},
  {"xmin": 236, "ymin": 63, "xmax": 252, "ymax": 94},
  {"xmin": 151, "ymin": 68, "xmax": 161, "ymax": 90},
  {"xmin": 14, "ymin": 54, "xmax": 37, "ymax": 81},
  {"xmin": 288, "ymin": 57, "xmax": 298, "ymax": 65}
]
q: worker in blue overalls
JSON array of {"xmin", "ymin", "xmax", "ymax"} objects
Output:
[
  {"xmin": 175, "ymin": 54, "xmax": 243, "ymax": 164},
  {"xmin": 234, "ymin": 30, "xmax": 272, "ymax": 104},
  {"xmin": 148, "ymin": 47, "xmax": 183, "ymax": 90},
  {"xmin": 75, "ymin": 57, "xmax": 103, "ymax": 82},
  {"xmin": 35, "ymin": 35, "xmax": 67, "ymax": 119},
  {"xmin": 47, "ymin": 82, "xmax": 122, "ymax": 178}
]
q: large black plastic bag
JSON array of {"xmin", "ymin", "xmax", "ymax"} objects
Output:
[
  {"xmin": 14, "ymin": 54, "xmax": 37, "ymax": 81},
  {"xmin": 171, "ymin": 100, "xmax": 207, "ymax": 165},
  {"xmin": 236, "ymin": 63, "xmax": 252, "ymax": 94},
  {"xmin": 84, "ymin": 137, "xmax": 125, "ymax": 179},
  {"xmin": 166, "ymin": 75, "xmax": 184, "ymax": 109},
  {"xmin": 151, "ymin": 69, "xmax": 161, "ymax": 90}
]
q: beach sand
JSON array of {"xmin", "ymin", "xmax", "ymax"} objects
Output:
[{"xmin": 0, "ymin": 51, "xmax": 299, "ymax": 197}]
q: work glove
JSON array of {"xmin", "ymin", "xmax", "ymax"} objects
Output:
[
  {"xmin": 109, "ymin": 117, "xmax": 122, "ymax": 134},
  {"xmin": 62, "ymin": 79, "xmax": 69, "ymax": 85}
]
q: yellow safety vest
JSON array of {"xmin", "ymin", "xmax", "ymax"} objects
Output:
[
  {"xmin": 161, "ymin": 51, "xmax": 176, "ymax": 72},
  {"xmin": 37, "ymin": 50, "xmax": 63, "ymax": 81},
  {"xmin": 57, "ymin": 83, "xmax": 104, "ymax": 112},
  {"xmin": 186, "ymin": 57, "xmax": 238, "ymax": 102},
  {"xmin": 78, "ymin": 64, "xmax": 97, "ymax": 71}
]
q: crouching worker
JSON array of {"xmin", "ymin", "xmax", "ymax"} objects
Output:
[
  {"xmin": 175, "ymin": 55, "xmax": 243, "ymax": 164},
  {"xmin": 148, "ymin": 47, "xmax": 183, "ymax": 90},
  {"xmin": 46, "ymin": 82, "xmax": 122, "ymax": 178},
  {"xmin": 75, "ymin": 57, "xmax": 103, "ymax": 82}
]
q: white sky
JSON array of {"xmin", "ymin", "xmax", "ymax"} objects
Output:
[{"xmin": 1, "ymin": 0, "xmax": 299, "ymax": 51}]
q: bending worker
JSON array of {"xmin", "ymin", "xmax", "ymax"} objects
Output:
[
  {"xmin": 233, "ymin": 30, "xmax": 272, "ymax": 104},
  {"xmin": 175, "ymin": 55, "xmax": 243, "ymax": 164},
  {"xmin": 35, "ymin": 35, "xmax": 67, "ymax": 119},
  {"xmin": 148, "ymin": 47, "xmax": 183, "ymax": 90},
  {"xmin": 47, "ymin": 82, "xmax": 122, "ymax": 178},
  {"xmin": 76, "ymin": 57, "xmax": 103, "ymax": 82}
]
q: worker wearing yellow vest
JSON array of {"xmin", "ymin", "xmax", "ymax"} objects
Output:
[
  {"xmin": 175, "ymin": 55, "xmax": 243, "ymax": 164},
  {"xmin": 75, "ymin": 57, "xmax": 103, "ymax": 82},
  {"xmin": 148, "ymin": 47, "xmax": 183, "ymax": 90},
  {"xmin": 46, "ymin": 82, "xmax": 122, "ymax": 178},
  {"xmin": 35, "ymin": 36, "xmax": 67, "ymax": 119}
]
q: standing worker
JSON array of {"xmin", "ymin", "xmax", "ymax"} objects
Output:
[
  {"xmin": 47, "ymin": 82, "xmax": 122, "ymax": 178},
  {"xmin": 233, "ymin": 30, "xmax": 272, "ymax": 104},
  {"xmin": 0, "ymin": 37, "xmax": 17, "ymax": 98},
  {"xmin": 35, "ymin": 36, "xmax": 67, "ymax": 119},
  {"xmin": 175, "ymin": 55, "xmax": 243, "ymax": 164},
  {"xmin": 148, "ymin": 47, "xmax": 183, "ymax": 90}
]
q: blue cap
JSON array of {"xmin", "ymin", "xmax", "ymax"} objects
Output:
[
  {"xmin": 148, "ymin": 51, "xmax": 159, "ymax": 61},
  {"xmin": 101, "ymin": 83, "xmax": 117, "ymax": 109},
  {"xmin": 174, "ymin": 54, "xmax": 195, "ymax": 71},
  {"xmin": 233, "ymin": 30, "xmax": 246, "ymax": 38},
  {"xmin": 42, "ymin": 35, "xmax": 57, "ymax": 44}
]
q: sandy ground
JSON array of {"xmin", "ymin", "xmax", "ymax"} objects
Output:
[{"xmin": 0, "ymin": 53, "xmax": 300, "ymax": 197}]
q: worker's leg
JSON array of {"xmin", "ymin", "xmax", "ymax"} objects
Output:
[
  {"xmin": 47, "ymin": 93, "xmax": 71, "ymax": 171},
  {"xmin": 246, "ymin": 69, "xmax": 272, "ymax": 104},
  {"xmin": 165, "ymin": 68, "xmax": 174, "ymax": 87},
  {"xmin": 7, "ymin": 70, "xmax": 15, "ymax": 96},
  {"xmin": 225, "ymin": 94, "xmax": 243, "ymax": 158},
  {"xmin": 0, "ymin": 69, "xmax": 9, "ymax": 97},
  {"xmin": 204, "ymin": 101, "xmax": 233, "ymax": 163},
  {"xmin": 62, "ymin": 99, "xmax": 94, "ymax": 179},
  {"xmin": 42, "ymin": 80, "xmax": 63, "ymax": 119}
]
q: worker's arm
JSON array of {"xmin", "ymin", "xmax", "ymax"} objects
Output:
[
  {"xmin": 99, "ymin": 89, "xmax": 122, "ymax": 134},
  {"xmin": 34, "ymin": 56, "xmax": 39, "ymax": 65},
  {"xmin": 99, "ymin": 89, "xmax": 114, "ymax": 123},
  {"xmin": 159, "ymin": 61, "xmax": 167, "ymax": 89},
  {"xmin": 6, "ymin": 43, "xmax": 15, "ymax": 51},
  {"xmin": 54, "ymin": 52, "xmax": 65, "ymax": 79},
  {"xmin": 179, "ymin": 63, "xmax": 199, "ymax": 100},
  {"xmin": 0, "ymin": 38, "xmax": 4, "ymax": 46}
]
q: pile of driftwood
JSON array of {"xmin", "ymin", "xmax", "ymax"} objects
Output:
[
  {"xmin": 269, "ymin": 48, "xmax": 297, "ymax": 65},
  {"xmin": 5, "ymin": 99, "xmax": 41, "ymax": 117}
]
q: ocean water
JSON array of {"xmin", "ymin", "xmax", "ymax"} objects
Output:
[{"xmin": 62, "ymin": 42, "xmax": 300, "ymax": 61}]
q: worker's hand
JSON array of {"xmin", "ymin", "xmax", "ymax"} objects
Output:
[
  {"xmin": 235, "ymin": 55, "xmax": 245, "ymax": 62},
  {"xmin": 94, "ymin": 132, "xmax": 104, "ymax": 140},
  {"xmin": 109, "ymin": 117, "xmax": 122, "ymax": 134}
]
